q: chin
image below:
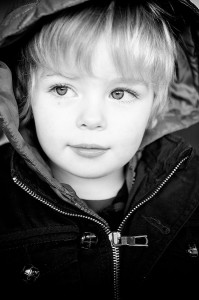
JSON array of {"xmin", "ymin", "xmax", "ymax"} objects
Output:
[{"xmin": 72, "ymin": 168, "xmax": 110, "ymax": 179}]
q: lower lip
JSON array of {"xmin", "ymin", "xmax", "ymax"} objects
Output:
[{"xmin": 70, "ymin": 147, "xmax": 108, "ymax": 158}]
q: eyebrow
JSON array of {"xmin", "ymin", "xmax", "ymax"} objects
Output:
[
  {"xmin": 41, "ymin": 71, "xmax": 80, "ymax": 80},
  {"xmin": 40, "ymin": 70, "xmax": 148, "ymax": 86},
  {"xmin": 111, "ymin": 77, "xmax": 148, "ymax": 87}
]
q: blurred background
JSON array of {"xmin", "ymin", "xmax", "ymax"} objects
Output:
[
  {"xmin": 175, "ymin": 0, "xmax": 199, "ymax": 151},
  {"xmin": 0, "ymin": 0, "xmax": 199, "ymax": 151}
]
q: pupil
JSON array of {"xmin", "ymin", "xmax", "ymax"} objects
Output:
[
  {"xmin": 112, "ymin": 90, "xmax": 124, "ymax": 100},
  {"xmin": 56, "ymin": 87, "xmax": 67, "ymax": 95}
]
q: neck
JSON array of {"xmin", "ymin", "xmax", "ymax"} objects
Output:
[{"xmin": 53, "ymin": 169, "xmax": 125, "ymax": 200}]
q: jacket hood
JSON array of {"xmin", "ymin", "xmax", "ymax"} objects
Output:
[{"xmin": 0, "ymin": 0, "xmax": 199, "ymax": 198}]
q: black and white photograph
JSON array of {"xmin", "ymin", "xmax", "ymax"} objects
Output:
[{"xmin": 0, "ymin": 1, "xmax": 199, "ymax": 299}]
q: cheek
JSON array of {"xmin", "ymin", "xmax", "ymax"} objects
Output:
[
  {"xmin": 32, "ymin": 105, "xmax": 61, "ymax": 150},
  {"xmin": 113, "ymin": 112, "xmax": 149, "ymax": 159},
  {"xmin": 33, "ymin": 103, "xmax": 67, "ymax": 133},
  {"xmin": 34, "ymin": 113, "xmax": 54, "ymax": 138},
  {"xmin": 118, "ymin": 128, "xmax": 143, "ymax": 157},
  {"xmin": 32, "ymin": 107, "xmax": 76, "ymax": 158},
  {"xmin": 115, "ymin": 113, "xmax": 149, "ymax": 144}
]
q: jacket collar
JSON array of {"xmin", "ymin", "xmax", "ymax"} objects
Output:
[
  {"xmin": 125, "ymin": 133, "xmax": 195, "ymax": 213},
  {"xmin": 10, "ymin": 132, "xmax": 195, "ymax": 211},
  {"xmin": 0, "ymin": 0, "xmax": 199, "ymax": 211}
]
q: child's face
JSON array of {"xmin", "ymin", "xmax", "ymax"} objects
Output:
[{"xmin": 31, "ymin": 37, "xmax": 154, "ymax": 184}]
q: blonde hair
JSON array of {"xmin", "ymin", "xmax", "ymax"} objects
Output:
[{"xmin": 15, "ymin": 0, "xmax": 177, "ymax": 127}]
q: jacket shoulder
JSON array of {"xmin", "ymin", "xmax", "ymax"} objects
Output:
[{"xmin": 0, "ymin": 142, "xmax": 12, "ymax": 177}]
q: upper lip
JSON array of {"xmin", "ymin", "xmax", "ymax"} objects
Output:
[{"xmin": 70, "ymin": 144, "xmax": 109, "ymax": 150}]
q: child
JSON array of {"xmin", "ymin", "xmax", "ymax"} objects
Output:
[{"xmin": 0, "ymin": 0, "xmax": 199, "ymax": 299}]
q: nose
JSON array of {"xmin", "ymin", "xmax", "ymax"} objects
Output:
[{"xmin": 76, "ymin": 98, "xmax": 107, "ymax": 130}]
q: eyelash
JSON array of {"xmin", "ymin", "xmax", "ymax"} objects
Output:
[
  {"xmin": 113, "ymin": 88, "xmax": 138, "ymax": 97},
  {"xmin": 49, "ymin": 84, "xmax": 72, "ymax": 95},
  {"xmin": 49, "ymin": 84, "xmax": 139, "ymax": 102}
]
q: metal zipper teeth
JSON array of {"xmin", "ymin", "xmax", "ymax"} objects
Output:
[
  {"xmin": 12, "ymin": 154, "xmax": 189, "ymax": 300},
  {"xmin": 117, "ymin": 155, "xmax": 189, "ymax": 233},
  {"xmin": 112, "ymin": 155, "xmax": 189, "ymax": 300},
  {"xmin": 12, "ymin": 176, "xmax": 111, "ymax": 235},
  {"xmin": 12, "ymin": 176, "xmax": 119, "ymax": 298},
  {"xmin": 113, "ymin": 246, "xmax": 120, "ymax": 299}
]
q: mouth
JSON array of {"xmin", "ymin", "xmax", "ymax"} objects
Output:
[
  {"xmin": 71, "ymin": 144, "xmax": 109, "ymax": 150},
  {"xmin": 69, "ymin": 144, "xmax": 109, "ymax": 158}
]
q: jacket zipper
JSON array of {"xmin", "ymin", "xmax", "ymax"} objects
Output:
[
  {"xmin": 109, "ymin": 155, "xmax": 189, "ymax": 299},
  {"xmin": 12, "ymin": 155, "xmax": 189, "ymax": 300}
]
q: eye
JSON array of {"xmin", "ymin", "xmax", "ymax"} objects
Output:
[
  {"xmin": 110, "ymin": 88, "xmax": 138, "ymax": 102},
  {"xmin": 50, "ymin": 85, "xmax": 77, "ymax": 97},
  {"xmin": 55, "ymin": 86, "xmax": 68, "ymax": 96},
  {"xmin": 111, "ymin": 90, "xmax": 124, "ymax": 100}
]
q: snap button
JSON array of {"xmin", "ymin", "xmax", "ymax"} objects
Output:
[
  {"xmin": 21, "ymin": 265, "xmax": 40, "ymax": 283},
  {"xmin": 80, "ymin": 232, "xmax": 98, "ymax": 249},
  {"xmin": 187, "ymin": 243, "xmax": 198, "ymax": 258}
]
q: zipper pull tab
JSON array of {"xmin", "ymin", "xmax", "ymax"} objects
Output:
[{"xmin": 109, "ymin": 232, "xmax": 148, "ymax": 247}]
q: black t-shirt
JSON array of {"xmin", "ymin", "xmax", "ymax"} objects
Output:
[{"xmin": 97, "ymin": 182, "xmax": 128, "ymax": 231}]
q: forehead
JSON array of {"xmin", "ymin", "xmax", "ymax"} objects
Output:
[{"xmin": 39, "ymin": 36, "xmax": 148, "ymax": 86}]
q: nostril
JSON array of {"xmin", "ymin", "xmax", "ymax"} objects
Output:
[
  {"xmin": 76, "ymin": 107, "xmax": 106, "ymax": 130},
  {"xmin": 79, "ymin": 121, "xmax": 104, "ymax": 130}
]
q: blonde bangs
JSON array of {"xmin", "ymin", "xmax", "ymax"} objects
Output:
[
  {"xmin": 109, "ymin": 5, "xmax": 176, "ymax": 120},
  {"xmin": 20, "ymin": 1, "xmax": 177, "ymax": 126},
  {"xmin": 28, "ymin": 8, "xmax": 109, "ymax": 75},
  {"xmin": 28, "ymin": 2, "xmax": 176, "ymax": 82}
]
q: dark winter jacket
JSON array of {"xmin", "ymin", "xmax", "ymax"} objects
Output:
[{"xmin": 0, "ymin": 1, "xmax": 199, "ymax": 299}]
